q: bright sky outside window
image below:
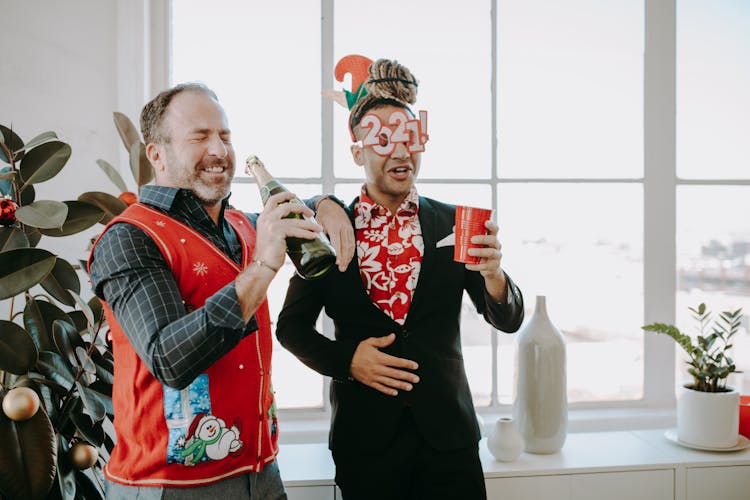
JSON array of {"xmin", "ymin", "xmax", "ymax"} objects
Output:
[{"xmin": 171, "ymin": 0, "xmax": 750, "ymax": 412}]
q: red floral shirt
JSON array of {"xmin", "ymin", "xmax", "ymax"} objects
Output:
[{"xmin": 355, "ymin": 186, "xmax": 424, "ymax": 325}]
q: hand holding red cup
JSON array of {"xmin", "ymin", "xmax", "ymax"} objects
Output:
[{"xmin": 454, "ymin": 205, "xmax": 493, "ymax": 264}]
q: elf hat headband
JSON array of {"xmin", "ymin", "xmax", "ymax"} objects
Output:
[{"xmin": 322, "ymin": 55, "xmax": 421, "ymax": 142}]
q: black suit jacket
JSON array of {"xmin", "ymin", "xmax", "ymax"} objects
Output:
[{"xmin": 276, "ymin": 196, "xmax": 524, "ymax": 453}]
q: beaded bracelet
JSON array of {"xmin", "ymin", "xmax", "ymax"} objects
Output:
[{"xmin": 253, "ymin": 259, "xmax": 279, "ymax": 273}]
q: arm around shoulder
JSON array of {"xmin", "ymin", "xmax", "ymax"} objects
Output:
[{"xmin": 276, "ymin": 274, "xmax": 359, "ymax": 381}]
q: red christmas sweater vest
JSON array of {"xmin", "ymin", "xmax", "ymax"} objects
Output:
[{"xmin": 90, "ymin": 203, "xmax": 278, "ymax": 487}]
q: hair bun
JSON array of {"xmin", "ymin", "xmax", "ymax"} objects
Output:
[{"xmin": 364, "ymin": 59, "xmax": 418, "ymax": 105}]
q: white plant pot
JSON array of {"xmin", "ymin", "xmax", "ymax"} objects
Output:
[{"xmin": 677, "ymin": 384, "xmax": 739, "ymax": 449}]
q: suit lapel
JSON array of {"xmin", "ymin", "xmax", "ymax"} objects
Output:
[{"xmin": 408, "ymin": 196, "xmax": 438, "ymax": 319}]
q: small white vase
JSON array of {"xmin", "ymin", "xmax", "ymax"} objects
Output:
[
  {"xmin": 487, "ymin": 417, "xmax": 523, "ymax": 462},
  {"xmin": 513, "ymin": 295, "xmax": 567, "ymax": 454},
  {"xmin": 677, "ymin": 384, "xmax": 739, "ymax": 448}
]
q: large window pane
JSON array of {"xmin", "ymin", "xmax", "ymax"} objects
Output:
[
  {"xmin": 230, "ymin": 183, "xmax": 325, "ymax": 409},
  {"xmin": 499, "ymin": 183, "xmax": 644, "ymax": 402},
  {"xmin": 171, "ymin": 1, "xmax": 321, "ymax": 177},
  {"xmin": 166, "ymin": 0, "xmax": 686, "ymax": 417},
  {"xmin": 498, "ymin": 0, "xmax": 643, "ymax": 179},
  {"xmin": 417, "ymin": 184, "xmax": 491, "ymax": 209},
  {"xmin": 461, "ymin": 297, "xmax": 493, "ymax": 407},
  {"xmin": 333, "ymin": 0, "xmax": 491, "ymax": 179},
  {"xmin": 677, "ymin": 0, "xmax": 750, "ymax": 179},
  {"xmin": 677, "ymin": 186, "xmax": 750, "ymax": 393}
]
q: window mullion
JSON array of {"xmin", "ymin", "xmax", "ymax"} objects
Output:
[
  {"xmin": 643, "ymin": 0, "xmax": 677, "ymax": 407},
  {"xmin": 321, "ymin": 0, "xmax": 335, "ymax": 413}
]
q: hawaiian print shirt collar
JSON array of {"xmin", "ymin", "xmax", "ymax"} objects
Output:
[{"xmin": 355, "ymin": 185, "xmax": 419, "ymax": 230}]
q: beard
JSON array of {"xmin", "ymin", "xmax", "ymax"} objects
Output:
[{"xmin": 166, "ymin": 157, "xmax": 234, "ymax": 206}]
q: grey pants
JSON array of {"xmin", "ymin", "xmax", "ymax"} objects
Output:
[{"xmin": 105, "ymin": 462, "xmax": 287, "ymax": 500}]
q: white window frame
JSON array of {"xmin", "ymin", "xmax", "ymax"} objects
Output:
[{"xmin": 120, "ymin": 0, "xmax": 686, "ymax": 438}]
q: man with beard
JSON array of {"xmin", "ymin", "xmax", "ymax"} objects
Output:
[{"xmin": 89, "ymin": 83, "xmax": 353, "ymax": 499}]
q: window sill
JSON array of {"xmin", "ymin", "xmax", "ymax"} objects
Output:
[{"xmin": 278, "ymin": 406, "xmax": 677, "ymax": 445}]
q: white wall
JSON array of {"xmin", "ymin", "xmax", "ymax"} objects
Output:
[{"xmin": 0, "ymin": 0, "xmax": 125, "ymax": 266}]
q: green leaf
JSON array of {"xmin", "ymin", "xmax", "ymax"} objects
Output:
[
  {"xmin": 67, "ymin": 311, "xmax": 88, "ymax": 334},
  {"xmin": 14, "ymin": 131, "xmax": 58, "ymax": 154},
  {"xmin": 23, "ymin": 224, "xmax": 42, "ymax": 247},
  {"xmin": 19, "ymin": 182, "xmax": 35, "ymax": 205},
  {"xmin": 74, "ymin": 468, "xmax": 104, "ymax": 500},
  {"xmin": 88, "ymin": 295, "xmax": 104, "ymax": 328},
  {"xmin": 23, "ymin": 299, "xmax": 74, "ymax": 353},
  {"xmin": 0, "ymin": 320, "xmax": 39, "ymax": 374},
  {"xmin": 0, "ymin": 226, "xmax": 30, "ymax": 251},
  {"xmin": 88, "ymin": 384, "xmax": 113, "ymax": 418},
  {"xmin": 36, "ymin": 351, "xmax": 76, "ymax": 391},
  {"xmin": 18, "ymin": 141, "xmax": 71, "ymax": 188},
  {"xmin": 40, "ymin": 257, "xmax": 81, "ymax": 306},
  {"xmin": 77, "ymin": 191, "xmax": 127, "ymax": 225},
  {"xmin": 69, "ymin": 407, "xmax": 105, "ymax": 448},
  {"xmin": 89, "ymin": 373, "xmax": 113, "ymax": 397},
  {"xmin": 113, "ymin": 112, "xmax": 141, "ymax": 153},
  {"xmin": 0, "ymin": 248, "xmax": 56, "ymax": 300},
  {"xmin": 52, "ymin": 319, "xmax": 84, "ymax": 367},
  {"xmin": 129, "ymin": 141, "xmax": 154, "ymax": 187},
  {"xmin": 38, "ymin": 201, "xmax": 103, "ymax": 237},
  {"xmin": 54, "ymin": 434, "xmax": 76, "ymax": 500},
  {"xmin": 15, "ymin": 200, "xmax": 69, "ymax": 229},
  {"xmin": 69, "ymin": 290, "xmax": 95, "ymax": 330},
  {"xmin": 89, "ymin": 349, "xmax": 114, "ymax": 386},
  {"xmin": 0, "ymin": 388, "xmax": 57, "ymax": 500},
  {"xmin": 75, "ymin": 346, "xmax": 96, "ymax": 374},
  {"xmin": 96, "ymin": 159, "xmax": 129, "ymax": 193},
  {"xmin": 76, "ymin": 382, "xmax": 107, "ymax": 422},
  {"xmin": 0, "ymin": 124, "xmax": 25, "ymax": 163}
]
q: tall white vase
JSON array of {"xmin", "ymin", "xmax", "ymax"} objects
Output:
[{"xmin": 513, "ymin": 295, "xmax": 568, "ymax": 454}]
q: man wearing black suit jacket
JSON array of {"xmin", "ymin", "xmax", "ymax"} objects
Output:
[{"xmin": 276, "ymin": 57, "xmax": 524, "ymax": 499}]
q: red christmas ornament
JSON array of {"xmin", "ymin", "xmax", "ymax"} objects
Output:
[
  {"xmin": 0, "ymin": 197, "xmax": 18, "ymax": 226},
  {"xmin": 118, "ymin": 191, "xmax": 138, "ymax": 206}
]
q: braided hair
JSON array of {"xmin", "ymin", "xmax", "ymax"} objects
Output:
[{"xmin": 349, "ymin": 59, "xmax": 419, "ymax": 139}]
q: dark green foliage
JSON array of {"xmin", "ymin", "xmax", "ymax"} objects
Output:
[
  {"xmin": 643, "ymin": 303, "xmax": 744, "ymax": 392},
  {"xmin": 0, "ymin": 116, "xmax": 151, "ymax": 499}
]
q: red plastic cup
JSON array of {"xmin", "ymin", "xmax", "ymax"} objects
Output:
[
  {"xmin": 454, "ymin": 205, "xmax": 493, "ymax": 264},
  {"xmin": 740, "ymin": 395, "xmax": 750, "ymax": 439}
]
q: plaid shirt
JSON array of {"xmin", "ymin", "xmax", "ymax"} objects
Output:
[{"xmin": 89, "ymin": 186, "xmax": 258, "ymax": 389}]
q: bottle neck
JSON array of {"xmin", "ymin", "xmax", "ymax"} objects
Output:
[
  {"xmin": 245, "ymin": 156, "xmax": 275, "ymax": 186},
  {"xmin": 248, "ymin": 165, "xmax": 274, "ymax": 186},
  {"xmin": 535, "ymin": 295, "xmax": 547, "ymax": 315}
]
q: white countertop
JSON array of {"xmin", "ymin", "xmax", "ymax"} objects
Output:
[{"xmin": 277, "ymin": 429, "xmax": 750, "ymax": 487}]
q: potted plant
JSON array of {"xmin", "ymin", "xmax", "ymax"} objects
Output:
[
  {"xmin": 643, "ymin": 303, "xmax": 744, "ymax": 448},
  {"xmin": 0, "ymin": 114, "xmax": 151, "ymax": 499}
]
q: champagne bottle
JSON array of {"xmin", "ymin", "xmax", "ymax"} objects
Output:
[{"xmin": 245, "ymin": 155, "xmax": 336, "ymax": 280}]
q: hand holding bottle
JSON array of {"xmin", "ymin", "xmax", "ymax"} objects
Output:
[
  {"xmin": 234, "ymin": 191, "xmax": 323, "ymax": 323},
  {"xmin": 253, "ymin": 191, "xmax": 323, "ymax": 273},
  {"xmin": 246, "ymin": 155, "xmax": 337, "ymax": 279}
]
